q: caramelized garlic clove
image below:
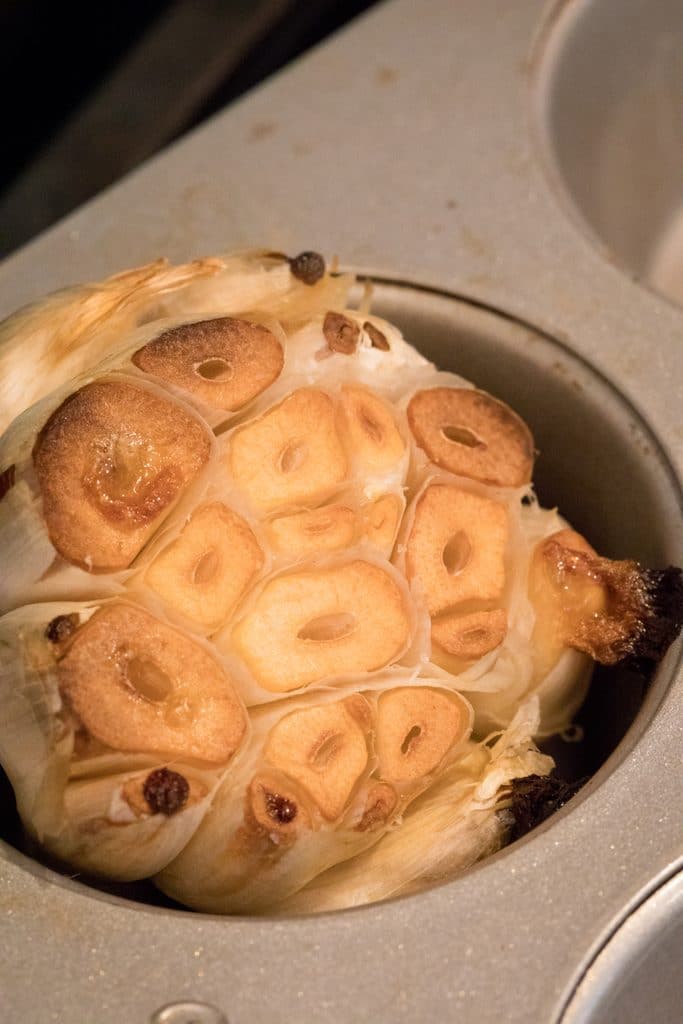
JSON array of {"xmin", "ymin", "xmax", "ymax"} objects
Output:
[
  {"xmin": 55, "ymin": 764, "xmax": 215, "ymax": 880},
  {"xmin": 354, "ymin": 782, "xmax": 398, "ymax": 832},
  {"xmin": 227, "ymin": 388, "xmax": 347, "ymax": 513},
  {"xmin": 431, "ymin": 608, "xmax": 508, "ymax": 660},
  {"xmin": 231, "ymin": 560, "xmax": 412, "ymax": 693},
  {"xmin": 375, "ymin": 687, "xmax": 471, "ymax": 785},
  {"xmin": 267, "ymin": 504, "xmax": 358, "ymax": 558},
  {"xmin": 246, "ymin": 772, "xmax": 310, "ymax": 841},
  {"xmin": 144, "ymin": 502, "xmax": 263, "ymax": 632},
  {"xmin": 132, "ymin": 317, "xmax": 284, "ymax": 411},
  {"xmin": 323, "ymin": 311, "xmax": 360, "ymax": 354},
  {"xmin": 362, "ymin": 493, "xmax": 404, "ymax": 557},
  {"xmin": 58, "ymin": 603, "xmax": 247, "ymax": 763},
  {"xmin": 263, "ymin": 697, "xmax": 370, "ymax": 821},
  {"xmin": 530, "ymin": 528, "xmax": 683, "ymax": 673},
  {"xmin": 32, "ymin": 379, "xmax": 211, "ymax": 571},
  {"xmin": 407, "ymin": 387, "xmax": 534, "ymax": 486},
  {"xmin": 339, "ymin": 385, "xmax": 406, "ymax": 475},
  {"xmin": 405, "ymin": 484, "xmax": 508, "ymax": 616}
]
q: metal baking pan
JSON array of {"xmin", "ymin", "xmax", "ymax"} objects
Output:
[{"xmin": 1, "ymin": 1, "xmax": 681, "ymax": 1021}]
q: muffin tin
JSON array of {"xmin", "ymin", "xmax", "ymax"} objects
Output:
[{"xmin": 0, "ymin": 0, "xmax": 681, "ymax": 1020}]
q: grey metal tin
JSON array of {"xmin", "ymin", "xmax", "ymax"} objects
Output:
[{"xmin": 0, "ymin": 1, "xmax": 682, "ymax": 1022}]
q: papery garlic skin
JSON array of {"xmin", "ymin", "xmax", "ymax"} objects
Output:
[
  {"xmin": 275, "ymin": 698, "xmax": 552, "ymax": 913},
  {"xmin": 1, "ymin": 247, "xmax": 668, "ymax": 914}
]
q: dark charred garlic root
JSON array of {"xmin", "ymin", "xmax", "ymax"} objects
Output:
[{"xmin": 0, "ymin": 249, "xmax": 680, "ymax": 913}]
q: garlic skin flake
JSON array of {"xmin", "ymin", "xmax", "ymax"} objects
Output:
[{"xmin": 1, "ymin": 247, "xmax": 678, "ymax": 913}]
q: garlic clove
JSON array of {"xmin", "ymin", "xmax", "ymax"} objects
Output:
[
  {"xmin": 33, "ymin": 379, "xmax": 211, "ymax": 571},
  {"xmin": 432, "ymin": 608, "xmax": 508, "ymax": 660},
  {"xmin": 407, "ymin": 387, "xmax": 534, "ymax": 486},
  {"xmin": 339, "ymin": 384, "xmax": 406, "ymax": 475},
  {"xmin": 144, "ymin": 501, "xmax": 263, "ymax": 633},
  {"xmin": 227, "ymin": 388, "xmax": 347, "ymax": 513},
  {"xmin": 231, "ymin": 559, "xmax": 412, "ymax": 693},
  {"xmin": 375, "ymin": 687, "xmax": 472, "ymax": 785},
  {"xmin": 405, "ymin": 483, "xmax": 508, "ymax": 616},
  {"xmin": 267, "ymin": 504, "xmax": 358, "ymax": 558},
  {"xmin": 58, "ymin": 602, "xmax": 247, "ymax": 763},
  {"xmin": 132, "ymin": 317, "xmax": 284, "ymax": 411},
  {"xmin": 263, "ymin": 698, "xmax": 370, "ymax": 821}
]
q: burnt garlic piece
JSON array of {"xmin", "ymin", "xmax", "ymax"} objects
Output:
[
  {"xmin": 0, "ymin": 247, "xmax": 680, "ymax": 913},
  {"xmin": 289, "ymin": 250, "xmax": 326, "ymax": 285},
  {"xmin": 530, "ymin": 530, "xmax": 683, "ymax": 676},
  {"xmin": 505, "ymin": 774, "xmax": 586, "ymax": 841},
  {"xmin": 45, "ymin": 612, "xmax": 80, "ymax": 645},
  {"xmin": 143, "ymin": 768, "xmax": 191, "ymax": 816}
]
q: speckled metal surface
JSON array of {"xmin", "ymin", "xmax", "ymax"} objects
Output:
[{"xmin": 1, "ymin": 1, "xmax": 682, "ymax": 1022}]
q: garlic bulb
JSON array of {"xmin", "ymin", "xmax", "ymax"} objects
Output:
[{"xmin": 1, "ymin": 248, "xmax": 680, "ymax": 913}]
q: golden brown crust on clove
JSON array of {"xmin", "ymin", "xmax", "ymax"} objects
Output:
[
  {"xmin": 339, "ymin": 385, "xmax": 406, "ymax": 474},
  {"xmin": 228, "ymin": 387, "xmax": 347, "ymax": 513},
  {"xmin": 407, "ymin": 387, "xmax": 534, "ymax": 486},
  {"xmin": 267, "ymin": 504, "xmax": 358, "ymax": 557},
  {"xmin": 364, "ymin": 321, "xmax": 390, "ymax": 351},
  {"xmin": 246, "ymin": 773, "xmax": 310, "ymax": 841},
  {"xmin": 405, "ymin": 484, "xmax": 508, "ymax": 617},
  {"xmin": 363, "ymin": 494, "xmax": 403, "ymax": 556},
  {"xmin": 57, "ymin": 603, "xmax": 247, "ymax": 763},
  {"xmin": 431, "ymin": 608, "xmax": 508, "ymax": 659},
  {"xmin": 232, "ymin": 559, "xmax": 412, "ymax": 692},
  {"xmin": 355, "ymin": 783, "xmax": 398, "ymax": 831},
  {"xmin": 263, "ymin": 699, "xmax": 370, "ymax": 821},
  {"xmin": 132, "ymin": 317, "xmax": 284, "ymax": 411},
  {"xmin": 33, "ymin": 380, "xmax": 211, "ymax": 571},
  {"xmin": 144, "ymin": 502, "xmax": 263, "ymax": 632},
  {"xmin": 376, "ymin": 687, "xmax": 469, "ymax": 784}
]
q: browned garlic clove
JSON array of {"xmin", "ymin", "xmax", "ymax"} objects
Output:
[
  {"xmin": 407, "ymin": 387, "xmax": 534, "ymax": 486},
  {"xmin": 431, "ymin": 608, "xmax": 508, "ymax": 660},
  {"xmin": 144, "ymin": 502, "xmax": 263, "ymax": 632},
  {"xmin": 530, "ymin": 528, "xmax": 683, "ymax": 673},
  {"xmin": 246, "ymin": 772, "xmax": 310, "ymax": 841},
  {"xmin": 227, "ymin": 388, "xmax": 347, "ymax": 513},
  {"xmin": 375, "ymin": 687, "xmax": 470, "ymax": 784},
  {"xmin": 33, "ymin": 380, "xmax": 211, "ymax": 571},
  {"xmin": 232, "ymin": 560, "xmax": 411, "ymax": 692},
  {"xmin": 362, "ymin": 493, "xmax": 403, "ymax": 556},
  {"xmin": 132, "ymin": 317, "xmax": 284, "ymax": 411},
  {"xmin": 323, "ymin": 311, "xmax": 360, "ymax": 354},
  {"xmin": 267, "ymin": 504, "xmax": 358, "ymax": 557},
  {"xmin": 57, "ymin": 603, "xmax": 247, "ymax": 763},
  {"xmin": 405, "ymin": 484, "xmax": 508, "ymax": 616},
  {"xmin": 363, "ymin": 321, "xmax": 390, "ymax": 351},
  {"xmin": 339, "ymin": 385, "xmax": 406, "ymax": 474},
  {"xmin": 263, "ymin": 697, "xmax": 370, "ymax": 820},
  {"xmin": 354, "ymin": 782, "xmax": 398, "ymax": 831}
]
